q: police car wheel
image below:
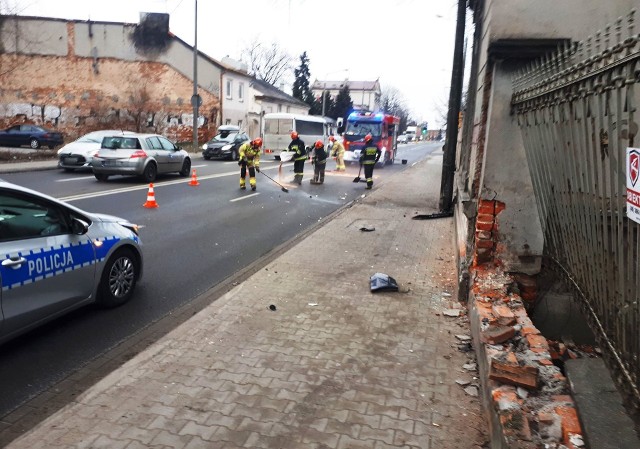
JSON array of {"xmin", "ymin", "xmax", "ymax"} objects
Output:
[{"xmin": 97, "ymin": 248, "xmax": 138, "ymax": 308}]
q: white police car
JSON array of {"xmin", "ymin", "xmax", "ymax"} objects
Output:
[{"xmin": 0, "ymin": 180, "xmax": 143, "ymax": 344}]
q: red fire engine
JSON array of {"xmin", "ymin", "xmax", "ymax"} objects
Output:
[{"xmin": 341, "ymin": 111, "xmax": 400, "ymax": 166}]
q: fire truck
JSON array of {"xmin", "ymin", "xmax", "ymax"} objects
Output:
[{"xmin": 341, "ymin": 111, "xmax": 400, "ymax": 167}]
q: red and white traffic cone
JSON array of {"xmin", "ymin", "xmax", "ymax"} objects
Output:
[
  {"xmin": 143, "ymin": 183, "xmax": 159, "ymax": 208},
  {"xmin": 188, "ymin": 169, "xmax": 200, "ymax": 186}
]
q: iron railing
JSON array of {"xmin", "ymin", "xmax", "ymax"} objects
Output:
[{"xmin": 512, "ymin": 10, "xmax": 640, "ymax": 407}]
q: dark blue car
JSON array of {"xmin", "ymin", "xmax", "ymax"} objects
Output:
[{"xmin": 0, "ymin": 124, "xmax": 64, "ymax": 149}]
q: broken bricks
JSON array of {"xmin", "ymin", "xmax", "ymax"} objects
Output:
[{"xmin": 489, "ymin": 350, "xmax": 539, "ymax": 390}]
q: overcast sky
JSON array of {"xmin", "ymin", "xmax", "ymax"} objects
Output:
[{"xmin": 9, "ymin": 0, "xmax": 468, "ymax": 128}]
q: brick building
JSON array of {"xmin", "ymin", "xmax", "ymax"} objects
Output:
[{"xmin": 0, "ymin": 14, "xmax": 224, "ymax": 143}]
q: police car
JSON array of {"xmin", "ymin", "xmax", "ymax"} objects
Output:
[{"xmin": 0, "ymin": 180, "xmax": 143, "ymax": 344}]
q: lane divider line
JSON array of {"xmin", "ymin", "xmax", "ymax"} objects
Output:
[{"xmin": 230, "ymin": 192, "xmax": 260, "ymax": 202}]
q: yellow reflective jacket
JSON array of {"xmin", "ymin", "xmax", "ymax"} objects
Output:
[
  {"xmin": 330, "ymin": 141, "xmax": 345, "ymax": 156},
  {"xmin": 361, "ymin": 144, "xmax": 380, "ymax": 165},
  {"xmin": 239, "ymin": 142, "xmax": 261, "ymax": 167}
]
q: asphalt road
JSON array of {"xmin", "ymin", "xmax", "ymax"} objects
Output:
[{"xmin": 0, "ymin": 142, "xmax": 439, "ymax": 418}]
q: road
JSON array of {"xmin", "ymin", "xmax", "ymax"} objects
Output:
[{"xmin": 0, "ymin": 141, "xmax": 439, "ymax": 419}]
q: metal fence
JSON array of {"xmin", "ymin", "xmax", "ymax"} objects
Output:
[{"xmin": 512, "ymin": 10, "xmax": 640, "ymax": 407}]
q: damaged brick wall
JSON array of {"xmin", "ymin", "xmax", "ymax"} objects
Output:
[
  {"xmin": 468, "ymin": 198, "xmax": 585, "ymax": 448},
  {"xmin": 0, "ymin": 53, "xmax": 220, "ymax": 143}
]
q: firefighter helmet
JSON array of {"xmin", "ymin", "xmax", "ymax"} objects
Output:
[
  {"xmin": 364, "ymin": 134, "xmax": 373, "ymax": 143},
  {"xmin": 314, "ymin": 140, "xmax": 323, "ymax": 149},
  {"xmin": 252, "ymin": 138, "xmax": 263, "ymax": 147},
  {"xmin": 329, "ymin": 135, "xmax": 336, "ymax": 142},
  {"xmin": 290, "ymin": 131, "xmax": 298, "ymax": 140}
]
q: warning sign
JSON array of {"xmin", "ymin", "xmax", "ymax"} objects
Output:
[{"xmin": 626, "ymin": 147, "xmax": 640, "ymax": 224}]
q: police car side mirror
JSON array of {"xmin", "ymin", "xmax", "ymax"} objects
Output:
[{"xmin": 71, "ymin": 217, "xmax": 89, "ymax": 235}]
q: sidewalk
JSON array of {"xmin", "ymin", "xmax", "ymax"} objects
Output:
[{"xmin": 3, "ymin": 152, "xmax": 489, "ymax": 449}]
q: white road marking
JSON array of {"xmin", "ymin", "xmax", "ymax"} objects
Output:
[
  {"xmin": 58, "ymin": 166, "xmax": 287, "ymax": 202},
  {"xmin": 230, "ymin": 193, "xmax": 260, "ymax": 202},
  {"xmin": 57, "ymin": 176, "xmax": 95, "ymax": 182}
]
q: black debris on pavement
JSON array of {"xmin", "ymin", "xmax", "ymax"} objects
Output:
[
  {"xmin": 268, "ymin": 304, "xmax": 277, "ymax": 311},
  {"xmin": 359, "ymin": 226, "xmax": 375, "ymax": 232},
  {"xmin": 370, "ymin": 273, "xmax": 399, "ymax": 292},
  {"xmin": 412, "ymin": 211, "xmax": 454, "ymax": 220}
]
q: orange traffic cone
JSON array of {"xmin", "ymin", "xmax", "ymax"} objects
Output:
[
  {"xmin": 188, "ymin": 169, "xmax": 200, "ymax": 186},
  {"xmin": 143, "ymin": 183, "xmax": 159, "ymax": 208}
]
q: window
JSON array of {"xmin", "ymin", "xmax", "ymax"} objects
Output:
[
  {"xmin": 225, "ymin": 119, "xmax": 231, "ymax": 125},
  {"xmin": 264, "ymin": 119, "xmax": 293, "ymax": 135},
  {"xmin": 237, "ymin": 120, "xmax": 242, "ymax": 128},
  {"xmin": 296, "ymin": 120, "xmax": 324, "ymax": 136},
  {"xmin": 226, "ymin": 79, "xmax": 232, "ymax": 99},
  {"xmin": 101, "ymin": 137, "xmax": 141, "ymax": 149},
  {"xmin": 146, "ymin": 137, "xmax": 163, "ymax": 150},
  {"xmin": 158, "ymin": 136, "xmax": 176, "ymax": 150},
  {"xmin": 0, "ymin": 190, "xmax": 71, "ymax": 241},
  {"xmin": 277, "ymin": 104, "xmax": 282, "ymax": 112},
  {"xmin": 238, "ymin": 83, "xmax": 244, "ymax": 101},
  {"xmin": 286, "ymin": 106, "xmax": 291, "ymax": 113}
]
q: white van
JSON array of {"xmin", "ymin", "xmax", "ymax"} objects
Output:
[{"xmin": 262, "ymin": 113, "xmax": 335, "ymax": 160}]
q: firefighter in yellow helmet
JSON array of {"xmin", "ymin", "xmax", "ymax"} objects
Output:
[
  {"xmin": 288, "ymin": 131, "xmax": 307, "ymax": 185},
  {"xmin": 328, "ymin": 135, "xmax": 345, "ymax": 171},
  {"xmin": 238, "ymin": 138, "xmax": 262, "ymax": 191},
  {"xmin": 359, "ymin": 133, "xmax": 380, "ymax": 190}
]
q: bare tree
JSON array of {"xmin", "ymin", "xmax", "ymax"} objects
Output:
[
  {"xmin": 241, "ymin": 38, "xmax": 293, "ymax": 86},
  {"xmin": 380, "ymin": 85, "xmax": 411, "ymax": 132},
  {"xmin": 128, "ymin": 83, "xmax": 152, "ymax": 132}
]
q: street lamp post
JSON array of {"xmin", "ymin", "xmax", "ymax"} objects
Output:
[{"xmin": 191, "ymin": 0, "xmax": 199, "ymax": 151}]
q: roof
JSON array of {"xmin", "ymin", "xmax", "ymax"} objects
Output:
[
  {"xmin": 250, "ymin": 78, "xmax": 309, "ymax": 108},
  {"xmin": 311, "ymin": 79, "xmax": 381, "ymax": 92}
]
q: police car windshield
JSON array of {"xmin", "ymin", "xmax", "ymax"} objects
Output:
[
  {"xmin": 212, "ymin": 131, "xmax": 238, "ymax": 143},
  {"xmin": 344, "ymin": 122, "xmax": 381, "ymax": 137}
]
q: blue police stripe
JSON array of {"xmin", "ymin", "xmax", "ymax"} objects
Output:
[{"xmin": 1, "ymin": 236, "xmax": 123, "ymax": 291}]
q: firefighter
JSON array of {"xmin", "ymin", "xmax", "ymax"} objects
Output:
[
  {"xmin": 238, "ymin": 137, "xmax": 262, "ymax": 191},
  {"xmin": 329, "ymin": 135, "xmax": 345, "ymax": 171},
  {"xmin": 359, "ymin": 133, "xmax": 380, "ymax": 190},
  {"xmin": 288, "ymin": 131, "xmax": 306, "ymax": 185},
  {"xmin": 310, "ymin": 140, "xmax": 327, "ymax": 184}
]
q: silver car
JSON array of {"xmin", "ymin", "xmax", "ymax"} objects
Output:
[
  {"xmin": 91, "ymin": 133, "xmax": 191, "ymax": 183},
  {"xmin": 0, "ymin": 180, "xmax": 143, "ymax": 345}
]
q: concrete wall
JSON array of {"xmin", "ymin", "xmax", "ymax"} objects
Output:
[
  {"xmin": 479, "ymin": 61, "xmax": 543, "ymax": 272},
  {"xmin": 457, "ymin": 0, "xmax": 637, "ymax": 275},
  {"xmin": 221, "ymin": 72, "xmax": 250, "ymax": 129},
  {"xmin": 485, "ymin": 0, "xmax": 637, "ymax": 42}
]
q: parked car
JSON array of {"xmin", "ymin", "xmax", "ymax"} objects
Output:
[
  {"xmin": 0, "ymin": 179, "xmax": 143, "ymax": 345},
  {"xmin": 58, "ymin": 130, "xmax": 136, "ymax": 172},
  {"xmin": 202, "ymin": 125, "xmax": 249, "ymax": 161},
  {"xmin": 397, "ymin": 134, "xmax": 409, "ymax": 144},
  {"xmin": 91, "ymin": 133, "xmax": 191, "ymax": 183},
  {"xmin": 0, "ymin": 124, "xmax": 64, "ymax": 149}
]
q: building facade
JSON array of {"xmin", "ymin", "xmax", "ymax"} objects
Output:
[
  {"xmin": 310, "ymin": 79, "xmax": 381, "ymax": 112},
  {"xmin": 0, "ymin": 14, "xmax": 224, "ymax": 143}
]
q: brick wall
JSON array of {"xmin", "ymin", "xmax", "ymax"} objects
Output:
[
  {"xmin": 468, "ymin": 198, "xmax": 584, "ymax": 448},
  {"xmin": 0, "ymin": 53, "xmax": 220, "ymax": 143}
]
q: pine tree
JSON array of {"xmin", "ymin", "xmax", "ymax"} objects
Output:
[
  {"xmin": 332, "ymin": 84, "xmax": 353, "ymax": 122},
  {"xmin": 292, "ymin": 52, "xmax": 313, "ymax": 108}
]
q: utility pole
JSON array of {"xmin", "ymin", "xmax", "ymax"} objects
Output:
[
  {"xmin": 191, "ymin": 0, "xmax": 199, "ymax": 151},
  {"xmin": 439, "ymin": 0, "xmax": 467, "ymax": 213}
]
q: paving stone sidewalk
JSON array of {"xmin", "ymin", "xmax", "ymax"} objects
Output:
[{"xmin": 6, "ymin": 153, "xmax": 489, "ymax": 448}]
